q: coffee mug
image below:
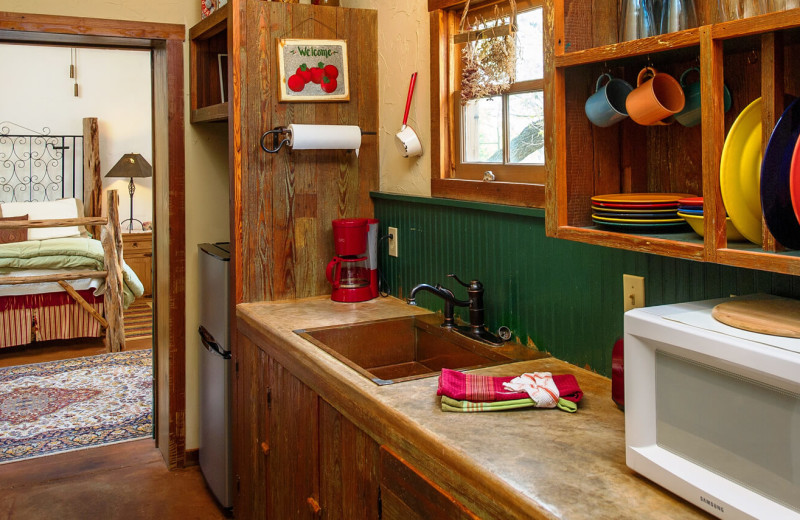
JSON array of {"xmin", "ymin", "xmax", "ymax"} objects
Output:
[
  {"xmin": 674, "ymin": 67, "xmax": 732, "ymax": 127},
  {"xmin": 585, "ymin": 73, "xmax": 634, "ymax": 127},
  {"xmin": 625, "ymin": 67, "xmax": 686, "ymax": 125}
]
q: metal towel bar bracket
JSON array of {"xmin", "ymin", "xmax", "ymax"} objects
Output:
[{"xmin": 260, "ymin": 127, "xmax": 291, "ymax": 153}]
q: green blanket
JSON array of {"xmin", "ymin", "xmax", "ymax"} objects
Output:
[
  {"xmin": 0, "ymin": 237, "xmax": 144, "ymax": 307},
  {"xmin": 441, "ymin": 395, "xmax": 578, "ymax": 413}
]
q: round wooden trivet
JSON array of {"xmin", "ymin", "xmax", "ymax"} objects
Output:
[{"xmin": 711, "ymin": 297, "xmax": 800, "ymax": 338}]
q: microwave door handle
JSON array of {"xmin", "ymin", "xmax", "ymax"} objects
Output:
[{"xmin": 198, "ymin": 325, "xmax": 231, "ymax": 359}]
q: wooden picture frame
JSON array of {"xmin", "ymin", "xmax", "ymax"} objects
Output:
[{"xmin": 277, "ymin": 38, "xmax": 349, "ymax": 102}]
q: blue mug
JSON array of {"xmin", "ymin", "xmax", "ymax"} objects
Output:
[
  {"xmin": 585, "ymin": 73, "xmax": 634, "ymax": 127},
  {"xmin": 675, "ymin": 67, "xmax": 732, "ymax": 128}
]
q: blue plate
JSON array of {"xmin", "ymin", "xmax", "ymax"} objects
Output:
[
  {"xmin": 761, "ymin": 97, "xmax": 800, "ymax": 250},
  {"xmin": 677, "ymin": 207, "xmax": 703, "ymax": 215}
]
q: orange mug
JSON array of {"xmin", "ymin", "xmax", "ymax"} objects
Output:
[{"xmin": 625, "ymin": 67, "xmax": 685, "ymax": 125}]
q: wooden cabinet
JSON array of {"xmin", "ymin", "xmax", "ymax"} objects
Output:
[
  {"xmin": 121, "ymin": 231, "xmax": 152, "ymax": 297},
  {"xmin": 546, "ymin": 3, "xmax": 800, "ymax": 276},
  {"xmin": 380, "ymin": 446, "xmax": 478, "ymax": 520},
  {"xmin": 234, "ymin": 328, "xmax": 381, "ymax": 519},
  {"xmin": 189, "ymin": 3, "xmax": 229, "ymax": 123}
]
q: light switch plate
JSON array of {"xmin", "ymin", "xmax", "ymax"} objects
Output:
[
  {"xmin": 623, "ymin": 274, "xmax": 645, "ymax": 313},
  {"xmin": 388, "ymin": 227, "xmax": 398, "ymax": 257}
]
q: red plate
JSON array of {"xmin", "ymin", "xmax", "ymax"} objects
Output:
[
  {"xmin": 792, "ymin": 133, "xmax": 800, "ymax": 224},
  {"xmin": 592, "ymin": 201, "xmax": 679, "ymax": 210},
  {"xmin": 678, "ymin": 197, "xmax": 703, "ymax": 207}
]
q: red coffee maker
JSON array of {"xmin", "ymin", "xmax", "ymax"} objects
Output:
[{"xmin": 326, "ymin": 218, "xmax": 379, "ymax": 302}]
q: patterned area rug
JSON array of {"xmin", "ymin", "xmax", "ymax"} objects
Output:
[{"xmin": 0, "ymin": 349, "xmax": 152, "ymax": 464}]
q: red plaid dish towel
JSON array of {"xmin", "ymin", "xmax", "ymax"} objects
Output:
[{"xmin": 437, "ymin": 368, "xmax": 583, "ymax": 404}]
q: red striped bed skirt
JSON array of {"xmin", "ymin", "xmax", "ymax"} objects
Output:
[{"xmin": 0, "ymin": 290, "xmax": 105, "ymax": 349}]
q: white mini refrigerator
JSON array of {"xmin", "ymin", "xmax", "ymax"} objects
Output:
[{"xmin": 198, "ymin": 242, "xmax": 232, "ymax": 508}]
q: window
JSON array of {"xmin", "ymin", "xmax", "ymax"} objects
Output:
[{"xmin": 430, "ymin": 0, "xmax": 547, "ymax": 207}]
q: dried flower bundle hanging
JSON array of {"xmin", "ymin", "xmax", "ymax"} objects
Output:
[{"xmin": 459, "ymin": 0, "xmax": 517, "ymax": 104}]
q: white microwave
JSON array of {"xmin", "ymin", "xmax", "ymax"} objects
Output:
[{"xmin": 624, "ymin": 297, "xmax": 800, "ymax": 519}]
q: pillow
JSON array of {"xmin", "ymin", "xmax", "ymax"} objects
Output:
[
  {"xmin": 0, "ymin": 215, "xmax": 29, "ymax": 244},
  {"xmin": 0, "ymin": 198, "xmax": 81, "ymax": 241},
  {"xmin": 71, "ymin": 197, "xmax": 90, "ymax": 237}
]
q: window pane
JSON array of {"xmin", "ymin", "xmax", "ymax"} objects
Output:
[
  {"xmin": 516, "ymin": 8, "xmax": 543, "ymax": 82},
  {"xmin": 462, "ymin": 96, "xmax": 503, "ymax": 163},
  {"xmin": 508, "ymin": 91, "xmax": 544, "ymax": 164}
]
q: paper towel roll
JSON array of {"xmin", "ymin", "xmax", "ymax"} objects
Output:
[{"xmin": 288, "ymin": 124, "xmax": 361, "ymax": 153}]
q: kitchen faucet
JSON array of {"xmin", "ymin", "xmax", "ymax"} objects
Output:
[{"xmin": 407, "ymin": 274, "xmax": 504, "ymax": 346}]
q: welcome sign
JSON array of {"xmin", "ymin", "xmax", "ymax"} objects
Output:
[{"xmin": 277, "ymin": 38, "xmax": 349, "ymax": 102}]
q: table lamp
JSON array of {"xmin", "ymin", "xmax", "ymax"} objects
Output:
[{"xmin": 105, "ymin": 153, "xmax": 153, "ymax": 232}]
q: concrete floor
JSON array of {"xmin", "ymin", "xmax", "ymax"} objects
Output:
[{"xmin": 0, "ymin": 439, "xmax": 228, "ymax": 520}]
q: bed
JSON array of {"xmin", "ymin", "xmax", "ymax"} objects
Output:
[{"xmin": 0, "ymin": 122, "xmax": 144, "ymax": 352}]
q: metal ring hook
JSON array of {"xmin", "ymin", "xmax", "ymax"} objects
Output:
[{"xmin": 260, "ymin": 127, "xmax": 291, "ymax": 153}]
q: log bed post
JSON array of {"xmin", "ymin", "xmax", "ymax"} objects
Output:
[
  {"xmin": 102, "ymin": 190, "xmax": 126, "ymax": 352},
  {"xmin": 83, "ymin": 117, "xmax": 102, "ymax": 239}
]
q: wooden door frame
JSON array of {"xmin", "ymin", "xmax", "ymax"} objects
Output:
[{"xmin": 0, "ymin": 12, "xmax": 187, "ymax": 468}]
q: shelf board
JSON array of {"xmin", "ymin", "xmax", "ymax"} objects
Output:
[
  {"xmin": 191, "ymin": 102, "xmax": 228, "ymax": 124},
  {"xmin": 189, "ymin": 3, "xmax": 229, "ymax": 41},
  {"xmin": 716, "ymin": 248, "xmax": 800, "ymax": 276},
  {"xmin": 712, "ymin": 8, "xmax": 800, "ymax": 40},
  {"xmin": 555, "ymin": 28, "xmax": 701, "ymax": 68},
  {"xmin": 554, "ymin": 225, "xmax": 705, "ymax": 261}
]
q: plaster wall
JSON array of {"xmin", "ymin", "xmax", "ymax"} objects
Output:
[
  {"xmin": 0, "ymin": 44, "xmax": 153, "ymax": 226},
  {"xmin": 2, "ymin": 0, "xmax": 230, "ymax": 452},
  {"xmin": 345, "ymin": 0, "xmax": 432, "ymax": 197}
]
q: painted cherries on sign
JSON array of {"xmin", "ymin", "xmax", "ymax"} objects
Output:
[{"xmin": 288, "ymin": 62, "xmax": 340, "ymax": 93}]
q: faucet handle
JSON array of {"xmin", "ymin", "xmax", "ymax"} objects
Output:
[
  {"xmin": 448, "ymin": 274, "xmax": 483, "ymax": 291},
  {"xmin": 447, "ymin": 273, "xmax": 470, "ymax": 287}
]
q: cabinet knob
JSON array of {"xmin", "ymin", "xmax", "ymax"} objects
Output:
[
  {"xmin": 306, "ymin": 497, "xmax": 322, "ymax": 517},
  {"xmin": 260, "ymin": 441, "xmax": 270, "ymax": 456}
]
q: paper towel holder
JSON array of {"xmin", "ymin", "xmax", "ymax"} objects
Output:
[{"xmin": 259, "ymin": 125, "xmax": 376, "ymax": 154}]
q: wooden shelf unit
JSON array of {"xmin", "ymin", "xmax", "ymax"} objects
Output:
[
  {"xmin": 190, "ymin": 4, "xmax": 229, "ymax": 124},
  {"xmin": 546, "ymin": 2, "xmax": 800, "ymax": 276}
]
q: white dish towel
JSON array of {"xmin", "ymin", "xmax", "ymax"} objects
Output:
[{"xmin": 502, "ymin": 372, "xmax": 560, "ymax": 408}]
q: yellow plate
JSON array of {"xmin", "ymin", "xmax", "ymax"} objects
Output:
[
  {"xmin": 591, "ymin": 192, "xmax": 696, "ymax": 204},
  {"xmin": 592, "ymin": 215, "xmax": 684, "ymax": 224},
  {"xmin": 720, "ymin": 98, "xmax": 763, "ymax": 245},
  {"xmin": 677, "ymin": 212, "xmax": 746, "ymax": 241}
]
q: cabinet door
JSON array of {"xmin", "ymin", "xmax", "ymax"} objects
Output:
[
  {"xmin": 320, "ymin": 400, "xmax": 381, "ymax": 519},
  {"xmin": 268, "ymin": 358, "xmax": 320, "ymax": 519},
  {"xmin": 380, "ymin": 446, "xmax": 479, "ymax": 520},
  {"xmin": 233, "ymin": 332, "xmax": 270, "ymax": 519}
]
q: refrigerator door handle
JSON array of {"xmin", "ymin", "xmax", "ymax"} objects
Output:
[{"xmin": 199, "ymin": 325, "xmax": 231, "ymax": 359}]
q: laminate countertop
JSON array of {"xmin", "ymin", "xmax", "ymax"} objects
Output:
[{"xmin": 237, "ymin": 296, "xmax": 711, "ymax": 520}]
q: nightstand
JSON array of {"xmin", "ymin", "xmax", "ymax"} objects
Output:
[{"xmin": 122, "ymin": 231, "xmax": 152, "ymax": 297}]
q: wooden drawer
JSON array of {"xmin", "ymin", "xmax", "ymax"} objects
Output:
[{"xmin": 122, "ymin": 232, "xmax": 152, "ymax": 297}]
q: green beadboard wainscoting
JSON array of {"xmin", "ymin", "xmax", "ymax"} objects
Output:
[{"xmin": 373, "ymin": 192, "xmax": 800, "ymax": 378}]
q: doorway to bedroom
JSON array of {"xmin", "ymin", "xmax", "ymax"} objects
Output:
[{"xmin": 0, "ymin": 42, "xmax": 155, "ymax": 464}]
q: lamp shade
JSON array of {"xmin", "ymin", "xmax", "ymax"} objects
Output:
[{"xmin": 105, "ymin": 153, "xmax": 153, "ymax": 179}]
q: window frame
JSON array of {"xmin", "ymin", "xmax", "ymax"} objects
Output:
[{"xmin": 429, "ymin": 0, "xmax": 547, "ymax": 208}]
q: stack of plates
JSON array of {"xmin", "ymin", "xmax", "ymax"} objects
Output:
[
  {"xmin": 675, "ymin": 197, "xmax": 746, "ymax": 241},
  {"xmin": 591, "ymin": 193, "xmax": 695, "ymax": 231}
]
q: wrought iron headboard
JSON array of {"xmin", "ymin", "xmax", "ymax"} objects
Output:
[{"xmin": 0, "ymin": 122, "xmax": 84, "ymax": 203}]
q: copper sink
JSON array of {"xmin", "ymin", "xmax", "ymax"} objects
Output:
[{"xmin": 294, "ymin": 314, "xmax": 548, "ymax": 385}]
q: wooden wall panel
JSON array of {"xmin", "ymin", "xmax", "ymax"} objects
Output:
[{"xmin": 235, "ymin": 2, "xmax": 378, "ymax": 304}]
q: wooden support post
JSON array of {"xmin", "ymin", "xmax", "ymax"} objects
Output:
[
  {"xmin": 57, "ymin": 280, "xmax": 109, "ymax": 329},
  {"xmin": 83, "ymin": 117, "xmax": 102, "ymax": 239},
  {"xmin": 102, "ymin": 190, "xmax": 126, "ymax": 352}
]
